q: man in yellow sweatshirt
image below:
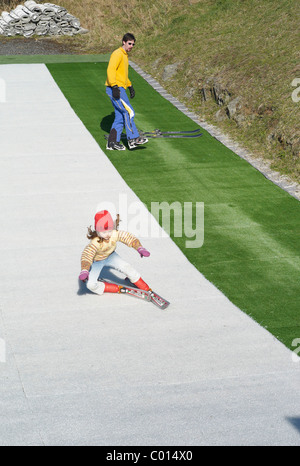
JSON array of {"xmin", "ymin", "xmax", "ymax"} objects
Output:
[{"xmin": 105, "ymin": 33, "xmax": 148, "ymax": 150}]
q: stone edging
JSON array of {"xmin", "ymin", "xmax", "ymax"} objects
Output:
[{"xmin": 130, "ymin": 60, "xmax": 300, "ymax": 201}]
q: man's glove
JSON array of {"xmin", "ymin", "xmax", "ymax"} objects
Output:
[
  {"xmin": 79, "ymin": 270, "xmax": 89, "ymax": 281},
  {"xmin": 137, "ymin": 247, "xmax": 150, "ymax": 258},
  {"xmin": 112, "ymin": 85, "xmax": 120, "ymax": 100},
  {"xmin": 128, "ymin": 86, "xmax": 135, "ymax": 99}
]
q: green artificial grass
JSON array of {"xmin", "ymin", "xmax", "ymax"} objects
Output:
[{"xmin": 47, "ymin": 61, "xmax": 300, "ymax": 350}]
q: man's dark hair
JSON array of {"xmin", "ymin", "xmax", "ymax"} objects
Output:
[{"xmin": 122, "ymin": 33, "xmax": 135, "ymax": 43}]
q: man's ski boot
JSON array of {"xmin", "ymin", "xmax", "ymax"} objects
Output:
[
  {"xmin": 106, "ymin": 141, "xmax": 126, "ymax": 151},
  {"xmin": 106, "ymin": 128, "xmax": 126, "ymax": 151},
  {"xmin": 128, "ymin": 136, "xmax": 148, "ymax": 149}
]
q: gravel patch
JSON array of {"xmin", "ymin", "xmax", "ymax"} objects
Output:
[{"xmin": 0, "ymin": 36, "xmax": 75, "ymax": 54}]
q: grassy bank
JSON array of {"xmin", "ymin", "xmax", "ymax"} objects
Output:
[{"xmin": 1, "ymin": 0, "xmax": 299, "ymax": 180}]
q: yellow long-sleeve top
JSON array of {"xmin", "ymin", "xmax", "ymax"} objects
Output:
[
  {"xmin": 105, "ymin": 47, "xmax": 132, "ymax": 89},
  {"xmin": 81, "ymin": 230, "xmax": 141, "ymax": 271}
]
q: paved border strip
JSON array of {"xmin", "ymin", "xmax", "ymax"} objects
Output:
[{"xmin": 130, "ymin": 60, "xmax": 300, "ymax": 201}]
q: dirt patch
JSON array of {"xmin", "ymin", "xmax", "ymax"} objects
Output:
[{"xmin": 0, "ymin": 36, "xmax": 76, "ymax": 55}]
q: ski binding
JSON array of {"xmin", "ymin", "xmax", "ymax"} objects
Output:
[
  {"xmin": 101, "ymin": 278, "xmax": 170, "ymax": 309},
  {"xmin": 119, "ymin": 284, "xmax": 151, "ymax": 302},
  {"xmin": 149, "ymin": 290, "xmax": 170, "ymax": 310}
]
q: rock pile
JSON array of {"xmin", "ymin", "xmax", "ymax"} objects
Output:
[{"xmin": 0, "ymin": 1, "xmax": 88, "ymax": 37}]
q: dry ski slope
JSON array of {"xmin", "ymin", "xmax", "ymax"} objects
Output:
[{"xmin": 0, "ymin": 63, "xmax": 299, "ymax": 446}]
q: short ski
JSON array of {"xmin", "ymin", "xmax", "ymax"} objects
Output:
[
  {"xmin": 120, "ymin": 286, "xmax": 170, "ymax": 309},
  {"xmin": 102, "ymin": 278, "xmax": 170, "ymax": 309},
  {"xmin": 142, "ymin": 132, "xmax": 203, "ymax": 139},
  {"xmin": 139, "ymin": 128, "xmax": 202, "ymax": 138},
  {"xmin": 140, "ymin": 128, "xmax": 202, "ymax": 135},
  {"xmin": 150, "ymin": 290, "xmax": 170, "ymax": 310},
  {"xmin": 104, "ymin": 129, "xmax": 202, "ymax": 140},
  {"xmin": 119, "ymin": 285, "xmax": 151, "ymax": 302}
]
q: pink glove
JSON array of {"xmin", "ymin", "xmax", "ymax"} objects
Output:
[
  {"xmin": 79, "ymin": 270, "xmax": 89, "ymax": 281},
  {"xmin": 137, "ymin": 247, "xmax": 150, "ymax": 258}
]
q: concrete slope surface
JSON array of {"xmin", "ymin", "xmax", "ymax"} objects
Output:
[{"xmin": 0, "ymin": 64, "xmax": 299, "ymax": 446}]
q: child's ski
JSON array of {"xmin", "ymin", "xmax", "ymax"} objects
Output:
[
  {"xmin": 120, "ymin": 286, "xmax": 170, "ymax": 309},
  {"xmin": 118, "ymin": 284, "xmax": 151, "ymax": 302},
  {"xmin": 102, "ymin": 278, "xmax": 170, "ymax": 309},
  {"xmin": 150, "ymin": 290, "xmax": 170, "ymax": 310},
  {"xmin": 119, "ymin": 285, "xmax": 151, "ymax": 301}
]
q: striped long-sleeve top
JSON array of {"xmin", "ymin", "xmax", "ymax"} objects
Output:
[{"xmin": 81, "ymin": 230, "xmax": 142, "ymax": 272}]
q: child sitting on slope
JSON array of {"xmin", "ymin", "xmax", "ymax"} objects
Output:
[{"xmin": 79, "ymin": 210, "xmax": 151, "ymax": 295}]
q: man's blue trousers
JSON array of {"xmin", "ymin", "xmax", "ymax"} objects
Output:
[{"xmin": 106, "ymin": 86, "xmax": 140, "ymax": 141}]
